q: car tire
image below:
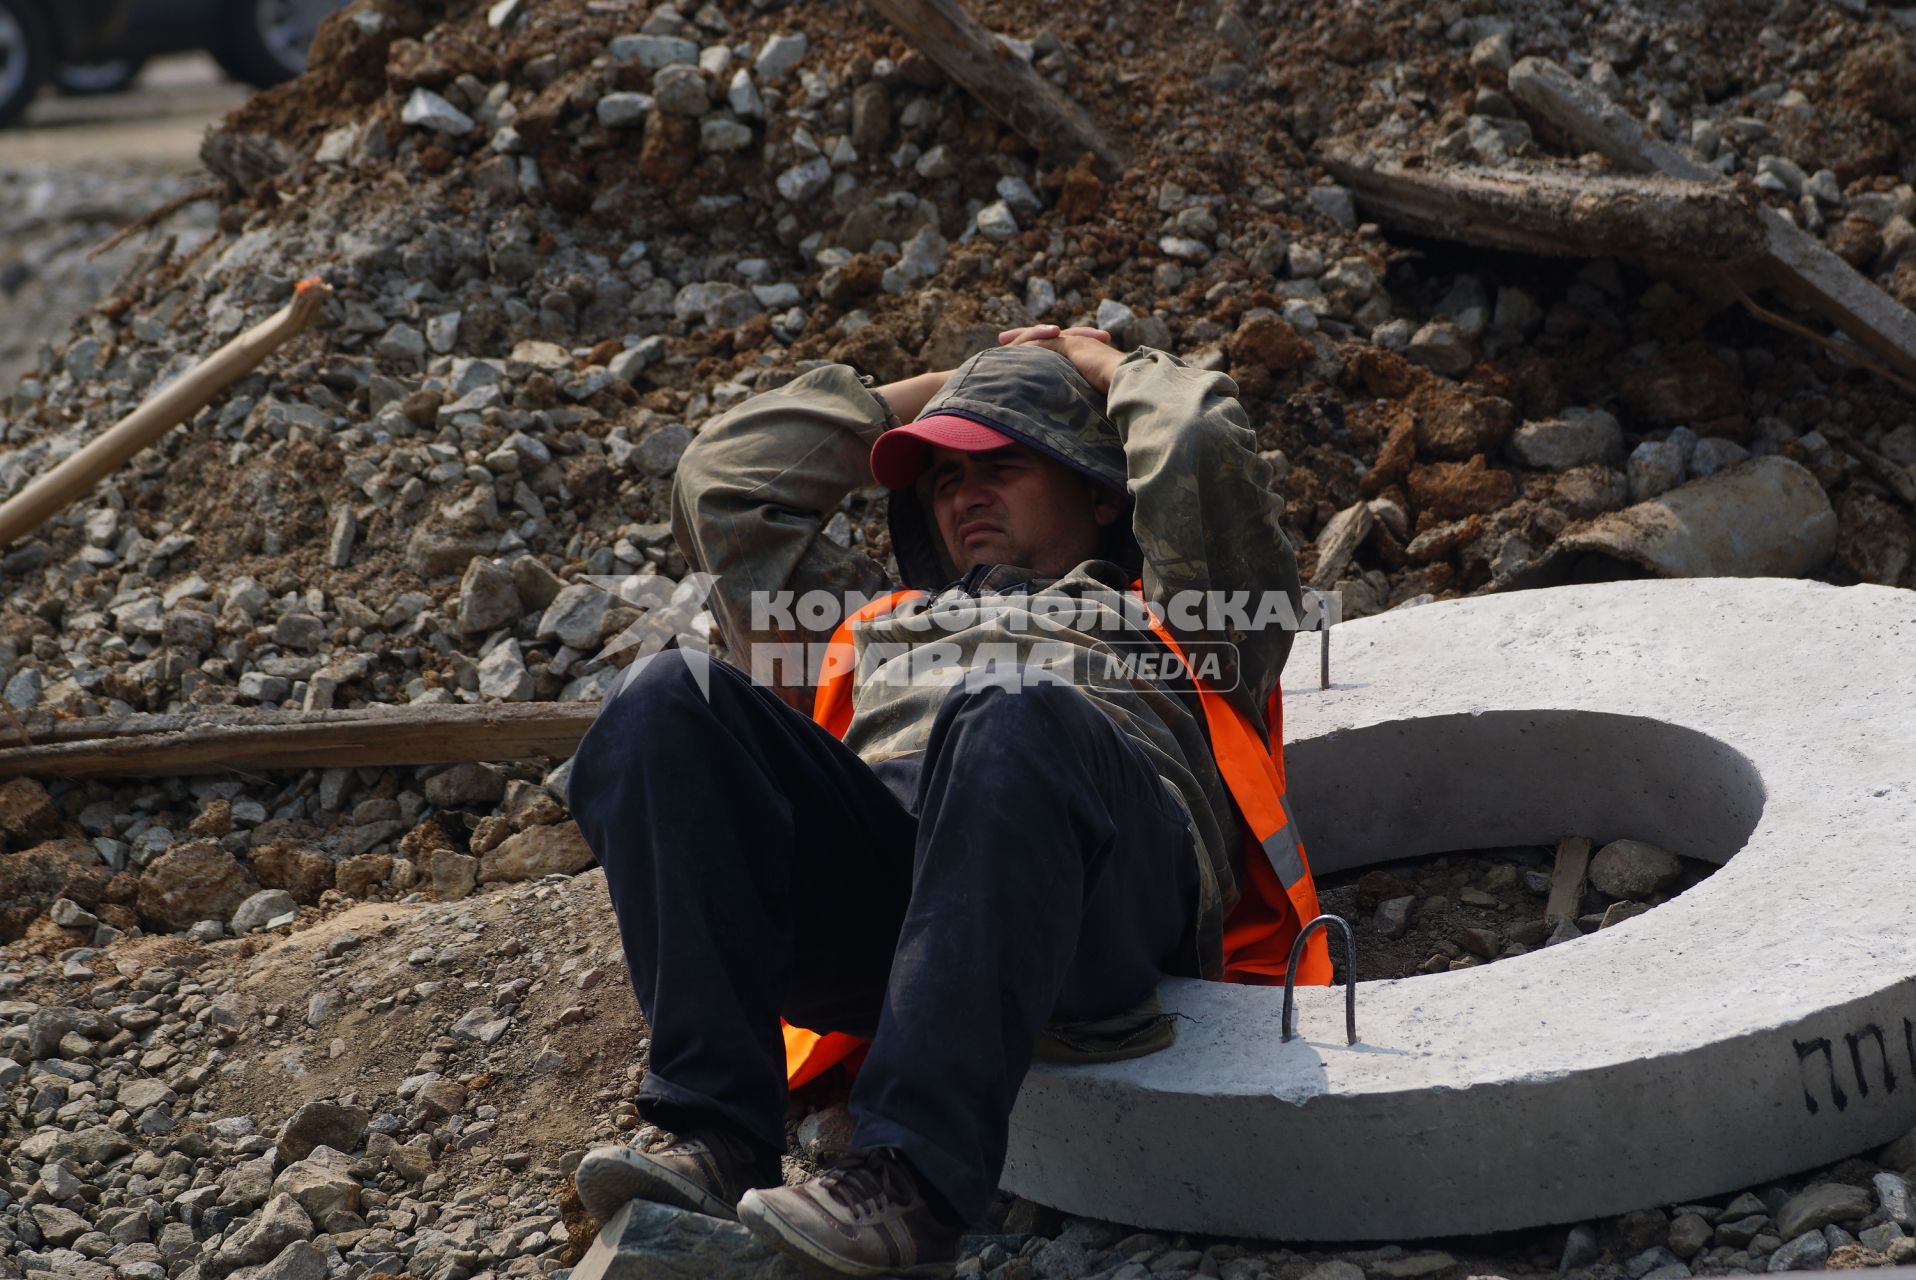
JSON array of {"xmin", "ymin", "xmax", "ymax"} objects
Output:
[
  {"xmin": 0, "ymin": 0, "xmax": 51, "ymax": 129},
  {"xmin": 215, "ymin": 0, "xmax": 339, "ymax": 90},
  {"xmin": 55, "ymin": 58, "xmax": 146, "ymax": 96}
]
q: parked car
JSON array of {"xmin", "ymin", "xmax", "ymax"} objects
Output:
[
  {"xmin": 0, "ymin": 0, "xmax": 135, "ymax": 126},
  {"xmin": 6, "ymin": 0, "xmax": 349, "ymax": 120}
]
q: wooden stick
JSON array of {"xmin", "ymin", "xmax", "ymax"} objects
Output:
[
  {"xmin": 1820, "ymin": 423, "xmax": 1916, "ymax": 506},
  {"xmin": 861, "ymin": 0, "xmax": 1127, "ymax": 176},
  {"xmin": 0, "ymin": 702, "xmax": 599, "ymax": 781},
  {"xmin": 1507, "ymin": 57, "xmax": 1916, "ymax": 387},
  {"xmin": 0, "ymin": 276, "xmax": 332, "ymax": 549},
  {"xmin": 1545, "ymin": 836, "xmax": 1592, "ymax": 926},
  {"xmin": 1323, "ymin": 148, "xmax": 1767, "ymax": 264},
  {"xmin": 87, "ymin": 182, "xmax": 223, "ymax": 260}
]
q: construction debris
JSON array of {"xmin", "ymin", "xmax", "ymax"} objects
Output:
[
  {"xmin": 1324, "ymin": 151, "xmax": 1767, "ymax": 265},
  {"xmin": 0, "ymin": 701, "xmax": 595, "ymax": 780},
  {"xmin": 864, "ymin": 0, "xmax": 1127, "ymax": 176},
  {"xmin": 1507, "ymin": 57, "xmax": 1916, "ymax": 388},
  {"xmin": 1505, "ymin": 455, "xmax": 1838, "ymax": 590},
  {"xmin": 0, "ymin": 277, "xmax": 331, "ymax": 548}
]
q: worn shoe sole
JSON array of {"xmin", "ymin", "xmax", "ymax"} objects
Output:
[
  {"xmin": 736, "ymin": 1188, "xmax": 953, "ymax": 1278},
  {"xmin": 574, "ymin": 1145, "xmax": 738, "ymax": 1222}
]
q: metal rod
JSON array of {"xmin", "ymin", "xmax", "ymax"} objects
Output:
[
  {"xmin": 1319, "ymin": 620, "xmax": 1329, "ymax": 690},
  {"xmin": 1280, "ymin": 914, "xmax": 1359, "ymax": 1045}
]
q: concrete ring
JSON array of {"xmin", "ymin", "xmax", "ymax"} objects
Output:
[{"xmin": 1004, "ymin": 578, "xmax": 1916, "ymax": 1240}]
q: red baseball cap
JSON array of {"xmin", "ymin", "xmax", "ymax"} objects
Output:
[{"xmin": 869, "ymin": 414, "xmax": 1016, "ymax": 489}]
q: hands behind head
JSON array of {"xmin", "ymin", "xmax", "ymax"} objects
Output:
[{"xmin": 996, "ymin": 324, "xmax": 1126, "ymax": 394}]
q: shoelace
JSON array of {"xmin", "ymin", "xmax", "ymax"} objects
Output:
[{"xmin": 818, "ymin": 1150, "xmax": 914, "ymax": 1221}]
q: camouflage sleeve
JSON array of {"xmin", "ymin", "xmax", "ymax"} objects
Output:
[
  {"xmin": 1106, "ymin": 347, "xmax": 1302, "ymax": 727},
  {"xmin": 669, "ymin": 364, "xmax": 897, "ymax": 710}
]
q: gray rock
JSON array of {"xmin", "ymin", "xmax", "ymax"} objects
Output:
[
  {"xmin": 478, "ymin": 640, "xmax": 535, "ymax": 701},
  {"xmin": 539, "ymin": 583, "xmax": 612, "ymax": 650},
  {"xmin": 975, "ymin": 200, "xmax": 1019, "ymax": 242},
  {"xmin": 30, "ymin": 1203, "xmax": 89, "ymax": 1246},
  {"xmin": 38, "ymin": 1160, "xmax": 84, "ymax": 1197},
  {"xmin": 1159, "ymin": 235, "xmax": 1211, "ymax": 264},
  {"xmin": 1588, "ymin": 839, "xmax": 1682, "ymax": 900},
  {"xmin": 1628, "ymin": 439, "xmax": 1687, "ymax": 502},
  {"xmin": 276, "ymin": 1100, "xmax": 370, "ymax": 1164},
  {"xmin": 794, "ymin": 1104, "xmax": 856, "ymax": 1161},
  {"xmin": 49, "ymin": 897, "xmax": 98, "ymax": 929},
  {"xmin": 753, "ymin": 33, "xmax": 808, "ymax": 79},
  {"xmin": 1859, "ymin": 1223, "xmax": 1907, "ymax": 1252},
  {"xmin": 674, "ymin": 281, "xmax": 761, "ymax": 329},
  {"xmin": 636, "ymin": 424, "xmax": 694, "ymax": 476},
  {"xmin": 511, "ymin": 556, "xmax": 566, "ymax": 610},
  {"xmin": 1507, "ymin": 407, "xmax": 1623, "ymax": 470},
  {"xmin": 652, "ymin": 65, "xmax": 710, "ymax": 116},
  {"xmin": 4, "ymin": 666, "xmax": 44, "ymax": 708},
  {"xmin": 424, "ymin": 762, "xmax": 506, "ymax": 808},
  {"xmin": 1716, "ymin": 1214, "xmax": 1770, "ymax": 1247},
  {"xmin": 701, "ymin": 115, "xmax": 754, "ymax": 152},
  {"xmin": 401, "ymin": 88, "xmax": 474, "ymax": 136},
  {"xmin": 164, "ymin": 608, "xmax": 218, "ymax": 652},
  {"xmin": 272, "ymin": 1146, "xmax": 361, "ymax": 1229},
  {"xmin": 1878, "ymin": 1171, "xmax": 1913, "ymax": 1228},
  {"xmin": 851, "ymin": 81, "xmax": 890, "ymax": 149},
  {"xmin": 610, "ymin": 34, "xmax": 698, "ymax": 67},
  {"xmin": 1374, "ymin": 895, "xmax": 1414, "ymax": 939},
  {"xmin": 1309, "ymin": 184, "xmax": 1357, "ymax": 227},
  {"xmin": 1626, "ymin": 1246, "xmax": 1687, "ymax": 1279},
  {"xmin": 915, "ymin": 144, "xmax": 956, "ymax": 178},
  {"xmin": 230, "ymin": 889, "xmax": 298, "ymax": 934},
  {"xmin": 1303, "ymin": 1263, "xmax": 1367, "ymax": 1280},
  {"xmin": 216, "ymin": 1193, "xmax": 316, "ymax": 1271},
  {"xmin": 1032, "ymin": 1238, "xmax": 1091, "ymax": 1279},
  {"xmin": 1777, "ymin": 1183, "xmax": 1873, "ymax": 1239},
  {"xmin": 249, "ymin": 1242, "xmax": 328, "ymax": 1280},
  {"xmin": 1095, "ymin": 299, "xmax": 1135, "ymax": 339},
  {"xmin": 1404, "ymin": 319, "xmax": 1474, "ymax": 376},
  {"xmin": 274, "ymin": 613, "xmax": 325, "ymax": 651},
  {"xmin": 1689, "ymin": 437, "xmax": 1750, "ymax": 478},
  {"xmin": 376, "ymin": 323, "xmax": 427, "ymax": 365},
  {"xmin": 1766, "ymin": 1230, "xmax": 1829, "ymax": 1272},
  {"xmin": 458, "ymin": 557, "xmax": 522, "ymax": 632},
  {"xmin": 597, "ymin": 92, "xmax": 655, "ymax": 128},
  {"xmin": 1669, "ymin": 1212, "xmax": 1714, "ymax": 1259},
  {"xmin": 775, "ymin": 157, "xmax": 832, "ymax": 203},
  {"xmin": 569, "ymin": 1199, "xmax": 809, "ymax": 1280},
  {"xmin": 609, "ymin": 339, "xmax": 667, "ymax": 385},
  {"xmin": 727, "ymin": 68, "xmax": 764, "ymax": 117}
]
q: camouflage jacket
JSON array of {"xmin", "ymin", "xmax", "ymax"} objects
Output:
[{"xmin": 669, "ymin": 347, "xmax": 1302, "ymax": 977}]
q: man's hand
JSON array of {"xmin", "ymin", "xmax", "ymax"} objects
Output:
[{"xmin": 997, "ymin": 324, "xmax": 1126, "ymax": 394}]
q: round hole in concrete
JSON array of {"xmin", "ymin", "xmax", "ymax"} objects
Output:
[{"xmin": 1286, "ymin": 710, "xmax": 1766, "ymax": 978}]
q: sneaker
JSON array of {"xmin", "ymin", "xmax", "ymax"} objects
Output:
[
  {"xmin": 573, "ymin": 1125, "xmax": 781, "ymax": 1223},
  {"xmin": 737, "ymin": 1148, "xmax": 962, "ymax": 1277}
]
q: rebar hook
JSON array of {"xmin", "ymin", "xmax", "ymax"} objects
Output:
[{"xmin": 1280, "ymin": 914, "xmax": 1359, "ymax": 1045}]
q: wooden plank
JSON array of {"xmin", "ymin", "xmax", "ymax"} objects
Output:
[
  {"xmin": 0, "ymin": 703, "xmax": 599, "ymax": 781},
  {"xmin": 1322, "ymin": 147, "xmax": 1766, "ymax": 265},
  {"xmin": 862, "ymin": 0, "xmax": 1127, "ymax": 176},
  {"xmin": 1508, "ymin": 56, "xmax": 1916, "ymax": 386},
  {"xmin": 1545, "ymin": 836, "xmax": 1592, "ymax": 925}
]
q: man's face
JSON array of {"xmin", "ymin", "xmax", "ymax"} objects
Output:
[{"xmin": 923, "ymin": 443, "xmax": 1122, "ymax": 577}]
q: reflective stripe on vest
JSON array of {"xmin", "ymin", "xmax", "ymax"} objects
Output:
[
  {"xmin": 1131, "ymin": 597, "xmax": 1331, "ymax": 986},
  {"xmin": 781, "ymin": 584, "xmax": 1329, "ymax": 1087}
]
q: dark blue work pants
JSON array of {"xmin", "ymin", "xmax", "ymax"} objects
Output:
[{"xmin": 567, "ymin": 650, "xmax": 1197, "ymax": 1221}]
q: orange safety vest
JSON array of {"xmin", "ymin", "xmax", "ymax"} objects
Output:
[{"xmin": 782, "ymin": 586, "xmax": 1332, "ymax": 1087}]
